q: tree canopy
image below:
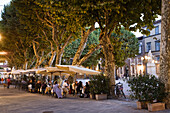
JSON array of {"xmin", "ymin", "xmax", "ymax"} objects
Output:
[
  {"xmin": 63, "ymin": 30, "xmax": 101, "ymax": 67},
  {"xmin": 0, "ymin": 0, "xmax": 160, "ymax": 90},
  {"xmin": 0, "ymin": 3, "xmax": 34, "ymax": 69},
  {"xmin": 111, "ymin": 28, "xmax": 139, "ymax": 67}
]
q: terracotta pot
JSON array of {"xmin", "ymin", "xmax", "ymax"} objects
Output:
[
  {"xmin": 95, "ymin": 94, "xmax": 107, "ymax": 100},
  {"xmin": 147, "ymin": 102, "xmax": 165, "ymax": 112},
  {"xmin": 136, "ymin": 101, "xmax": 149, "ymax": 109},
  {"xmin": 90, "ymin": 94, "xmax": 95, "ymax": 99}
]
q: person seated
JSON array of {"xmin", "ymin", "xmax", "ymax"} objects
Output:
[
  {"xmin": 46, "ymin": 83, "xmax": 52, "ymax": 96},
  {"xmin": 62, "ymin": 80, "xmax": 69, "ymax": 97},
  {"xmin": 77, "ymin": 81, "xmax": 84, "ymax": 97},
  {"xmin": 84, "ymin": 82, "xmax": 90, "ymax": 98},
  {"xmin": 53, "ymin": 81, "xmax": 62, "ymax": 99}
]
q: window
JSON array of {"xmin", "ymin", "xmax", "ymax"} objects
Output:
[
  {"xmin": 146, "ymin": 42, "xmax": 151, "ymax": 52},
  {"xmin": 139, "ymin": 42, "xmax": 142, "ymax": 54},
  {"xmin": 155, "ymin": 41, "xmax": 160, "ymax": 51},
  {"xmin": 155, "ymin": 26, "xmax": 159, "ymax": 35}
]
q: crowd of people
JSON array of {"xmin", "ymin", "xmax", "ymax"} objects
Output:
[
  {"xmin": 1, "ymin": 77, "xmax": 11, "ymax": 88},
  {"xmin": 53, "ymin": 80, "xmax": 90, "ymax": 99},
  {"xmin": 0, "ymin": 76, "xmax": 90, "ymax": 99}
]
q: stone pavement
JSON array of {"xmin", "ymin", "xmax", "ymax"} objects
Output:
[{"xmin": 0, "ymin": 87, "xmax": 169, "ymax": 113}]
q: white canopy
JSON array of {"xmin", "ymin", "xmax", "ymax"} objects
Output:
[
  {"xmin": 11, "ymin": 69, "xmax": 25, "ymax": 75},
  {"xmin": 36, "ymin": 68, "xmax": 71, "ymax": 76},
  {"xmin": 20, "ymin": 70, "xmax": 28, "ymax": 74},
  {"xmin": 45, "ymin": 67, "xmax": 76, "ymax": 75},
  {"xmin": 24, "ymin": 68, "xmax": 46, "ymax": 74},
  {"xmin": 56, "ymin": 65, "xmax": 100, "ymax": 75}
]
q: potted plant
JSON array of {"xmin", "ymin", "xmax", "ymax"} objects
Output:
[
  {"xmin": 89, "ymin": 79, "xmax": 96, "ymax": 99},
  {"xmin": 89, "ymin": 74, "xmax": 110, "ymax": 100},
  {"xmin": 128, "ymin": 75, "xmax": 166, "ymax": 111}
]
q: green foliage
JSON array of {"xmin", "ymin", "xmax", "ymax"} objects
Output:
[
  {"xmin": 111, "ymin": 28, "xmax": 139, "ymax": 67},
  {"xmin": 89, "ymin": 74, "xmax": 110, "ymax": 95},
  {"xmin": 63, "ymin": 30, "xmax": 101, "ymax": 67},
  {"xmin": 98, "ymin": 28, "xmax": 139, "ymax": 67},
  {"xmin": 0, "ymin": 0, "xmax": 160, "ymax": 69},
  {"xmin": 128, "ymin": 75, "xmax": 167, "ymax": 102},
  {"xmin": 0, "ymin": 3, "xmax": 34, "ymax": 68},
  {"xmin": 13, "ymin": 0, "xmax": 81, "ymax": 65},
  {"xmin": 72, "ymin": 0, "xmax": 161, "ymax": 35}
]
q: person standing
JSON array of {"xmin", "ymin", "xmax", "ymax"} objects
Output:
[
  {"xmin": 72, "ymin": 82, "xmax": 75, "ymax": 95},
  {"xmin": 7, "ymin": 77, "xmax": 11, "ymax": 89},
  {"xmin": 1, "ymin": 78, "xmax": 4, "ymax": 84},
  {"xmin": 53, "ymin": 81, "xmax": 62, "ymax": 98},
  {"xmin": 62, "ymin": 80, "xmax": 68, "ymax": 96},
  {"xmin": 84, "ymin": 82, "xmax": 90, "ymax": 98},
  {"xmin": 77, "ymin": 81, "xmax": 83, "ymax": 95},
  {"xmin": 75, "ymin": 81, "xmax": 78, "ymax": 94},
  {"xmin": 41, "ymin": 82, "xmax": 47, "ymax": 95},
  {"xmin": 69, "ymin": 83, "xmax": 73, "ymax": 94}
]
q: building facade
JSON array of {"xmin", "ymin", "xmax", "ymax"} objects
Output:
[{"xmin": 117, "ymin": 20, "xmax": 161, "ymax": 78}]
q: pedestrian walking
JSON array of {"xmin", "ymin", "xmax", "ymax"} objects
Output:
[
  {"xmin": 7, "ymin": 77, "xmax": 11, "ymax": 89},
  {"xmin": 41, "ymin": 82, "xmax": 47, "ymax": 95}
]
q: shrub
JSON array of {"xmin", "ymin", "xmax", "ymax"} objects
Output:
[
  {"xmin": 128, "ymin": 74, "xmax": 166, "ymax": 102},
  {"xmin": 89, "ymin": 74, "xmax": 110, "ymax": 95}
]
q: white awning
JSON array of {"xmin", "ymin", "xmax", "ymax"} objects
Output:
[{"xmin": 56, "ymin": 65, "xmax": 100, "ymax": 75}]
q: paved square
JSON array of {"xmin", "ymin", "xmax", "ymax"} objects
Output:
[{"xmin": 0, "ymin": 87, "xmax": 169, "ymax": 113}]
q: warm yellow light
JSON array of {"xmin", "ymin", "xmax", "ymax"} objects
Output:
[
  {"xmin": 147, "ymin": 57, "xmax": 151, "ymax": 59},
  {"xmin": 145, "ymin": 56, "xmax": 148, "ymax": 59},
  {"xmin": 152, "ymin": 60, "xmax": 155, "ymax": 63},
  {"xmin": 139, "ymin": 65, "xmax": 143, "ymax": 70},
  {"xmin": 138, "ymin": 65, "xmax": 144, "ymax": 72},
  {"xmin": 155, "ymin": 61, "xmax": 158, "ymax": 63},
  {"xmin": 0, "ymin": 52, "xmax": 7, "ymax": 55},
  {"xmin": 0, "ymin": 34, "xmax": 1, "ymax": 41},
  {"xmin": 141, "ymin": 57, "xmax": 144, "ymax": 60}
]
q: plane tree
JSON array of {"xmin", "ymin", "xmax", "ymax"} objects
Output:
[
  {"xmin": 71, "ymin": 0, "xmax": 161, "ymax": 96},
  {"xmin": 14, "ymin": 0, "xmax": 80, "ymax": 66}
]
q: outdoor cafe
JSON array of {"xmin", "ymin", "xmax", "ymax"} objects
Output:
[{"xmin": 2, "ymin": 65, "xmax": 100, "ymax": 99}]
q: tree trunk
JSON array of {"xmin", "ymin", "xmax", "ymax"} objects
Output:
[
  {"xmin": 72, "ymin": 26, "xmax": 95, "ymax": 65},
  {"xmin": 23, "ymin": 51, "xmax": 28, "ymax": 70},
  {"xmin": 101, "ymin": 35, "xmax": 116, "ymax": 97},
  {"xmin": 160, "ymin": 0, "xmax": 170, "ymax": 109},
  {"xmin": 35, "ymin": 58, "xmax": 40, "ymax": 68},
  {"xmin": 76, "ymin": 44, "xmax": 101, "ymax": 66},
  {"xmin": 56, "ymin": 51, "xmax": 63, "ymax": 65},
  {"xmin": 23, "ymin": 61, "xmax": 28, "ymax": 70},
  {"xmin": 48, "ymin": 51, "xmax": 56, "ymax": 66}
]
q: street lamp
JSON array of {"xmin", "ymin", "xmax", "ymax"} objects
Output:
[{"xmin": 0, "ymin": 51, "xmax": 7, "ymax": 55}]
